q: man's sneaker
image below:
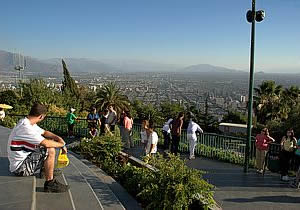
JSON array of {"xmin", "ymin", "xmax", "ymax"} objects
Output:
[{"xmin": 44, "ymin": 179, "xmax": 70, "ymax": 193}]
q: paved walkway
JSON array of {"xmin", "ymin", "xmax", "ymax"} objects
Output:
[
  {"xmin": 126, "ymin": 145, "xmax": 300, "ymax": 210},
  {"xmin": 0, "ymin": 126, "xmax": 141, "ymax": 210}
]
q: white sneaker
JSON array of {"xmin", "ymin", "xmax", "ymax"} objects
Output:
[
  {"xmin": 282, "ymin": 176, "xmax": 289, "ymax": 181},
  {"xmin": 189, "ymin": 156, "xmax": 195, "ymax": 160}
]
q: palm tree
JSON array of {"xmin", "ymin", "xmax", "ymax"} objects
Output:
[
  {"xmin": 283, "ymin": 86, "xmax": 300, "ymax": 106},
  {"xmin": 254, "ymin": 80, "xmax": 284, "ymax": 124},
  {"xmin": 95, "ymin": 82, "xmax": 130, "ymax": 113}
]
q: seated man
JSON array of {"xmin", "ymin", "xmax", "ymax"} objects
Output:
[{"xmin": 7, "ymin": 103, "xmax": 69, "ymax": 193}]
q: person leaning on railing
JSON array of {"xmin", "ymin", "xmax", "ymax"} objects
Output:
[
  {"xmin": 186, "ymin": 112, "xmax": 203, "ymax": 160},
  {"xmin": 255, "ymin": 128, "xmax": 275, "ymax": 174},
  {"xmin": 279, "ymin": 128, "xmax": 297, "ymax": 181}
]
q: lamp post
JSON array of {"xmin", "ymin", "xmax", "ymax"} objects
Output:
[{"xmin": 244, "ymin": 0, "xmax": 265, "ymax": 173}]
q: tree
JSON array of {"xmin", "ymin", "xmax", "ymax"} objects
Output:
[
  {"xmin": 222, "ymin": 110, "xmax": 247, "ymax": 124},
  {"xmin": 131, "ymin": 99, "xmax": 163, "ymax": 124},
  {"xmin": 20, "ymin": 79, "xmax": 63, "ymax": 106},
  {"xmin": 0, "ymin": 90, "xmax": 20, "ymax": 107},
  {"xmin": 198, "ymin": 95, "xmax": 218, "ymax": 132},
  {"xmin": 254, "ymin": 80, "xmax": 284, "ymax": 124},
  {"xmin": 160, "ymin": 101, "xmax": 184, "ymax": 120},
  {"xmin": 61, "ymin": 59, "xmax": 79, "ymax": 98},
  {"xmin": 95, "ymin": 82, "xmax": 130, "ymax": 113}
]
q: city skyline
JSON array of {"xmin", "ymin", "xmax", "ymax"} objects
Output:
[{"xmin": 0, "ymin": 0, "xmax": 299, "ymax": 73}]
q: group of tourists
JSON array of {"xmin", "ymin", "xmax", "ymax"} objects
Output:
[
  {"xmin": 66, "ymin": 105, "xmax": 117, "ymax": 138},
  {"xmin": 159, "ymin": 111, "xmax": 203, "ymax": 159},
  {"xmin": 255, "ymin": 127, "xmax": 300, "ymax": 188}
]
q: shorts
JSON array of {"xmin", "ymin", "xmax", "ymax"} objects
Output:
[{"xmin": 13, "ymin": 148, "xmax": 47, "ymax": 176}]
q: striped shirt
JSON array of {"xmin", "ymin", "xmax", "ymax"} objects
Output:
[{"xmin": 7, "ymin": 118, "xmax": 45, "ymax": 172}]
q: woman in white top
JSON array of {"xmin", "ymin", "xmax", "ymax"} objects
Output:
[
  {"xmin": 187, "ymin": 112, "xmax": 203, "ymax": 160},
  {"xmin": 146, "ymin": 121, "xmax": 159, "ymax": 156}
]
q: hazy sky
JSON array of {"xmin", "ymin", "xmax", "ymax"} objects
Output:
[{"xmin": 0, "ymin": 0, "xmax": 299, "ymax": 72}]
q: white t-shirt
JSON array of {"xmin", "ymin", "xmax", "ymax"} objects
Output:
[
  {"xmin": 187, "ymin": 120, "xmax": 203, "ymax": 141},
  {"xmin": 7, "ymin": 118, "xmax": 45, "ymax": 172},
  {"xmin": 146, "ymin": 131, "xmax": 159, "ymax": 154},
  {"xmin": 162, "ymin": 118, "xmax": 173, "ymax": 133}
]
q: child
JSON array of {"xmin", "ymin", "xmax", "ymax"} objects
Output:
[
  {"xmin": 141, "ymin": 120, "xmax": 149, "ymax": 154},
  {"xmin": 89, "ymin": 126, "xmax": 98, "ymax": 138}
]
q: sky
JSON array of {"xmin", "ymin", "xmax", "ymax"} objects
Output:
[{"xmin": 0, "ymin": 0, "xmax": 299, "ymax": 72}]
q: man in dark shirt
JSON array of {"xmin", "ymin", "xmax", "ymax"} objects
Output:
[{"xmin": 170, "ymin": 112, "xmax": 184, "ymax": 155}]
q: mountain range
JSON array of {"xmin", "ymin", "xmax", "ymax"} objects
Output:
[{"xmin": 0, "ymin": 50, "xmax": 245, "ymax": 74}]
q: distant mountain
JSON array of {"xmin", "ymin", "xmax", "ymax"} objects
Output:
[
  {"xmin": 101, "ymin": 59, "xmax": 182, "ymax": 72},
  {"xmin": 0, "ymin": 50, "xmax": 118, "ymax": 73},
  {"xmin": 43, "ymin": 58, "xmax": 119, "ymax": 73},
  {"xmin": 181, "ymin": 64, "xmax": 245, "ymax": 73},
  {"xmin": 0, "ymin": 50, "xmax": 60, "ymax": 73},
  {"xmin": 1, "ymin": 49, "xmax": 251, "ymax": 74}
]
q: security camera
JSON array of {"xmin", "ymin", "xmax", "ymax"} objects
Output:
[{"xmin": 256, "ymin": 10, "xmax": 265, "ymax": 22}]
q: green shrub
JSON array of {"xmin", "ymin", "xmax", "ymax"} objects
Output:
[
  {"xmin": 79, "ymin": 136, "xmax": 216, "ymax": 209},
  {"xmin": 80, "ymin": 135, "xmax": 122, "ymax": 164},
  {"xmin": 137, "ymin": 154, "xmax": 215, "ymax": 210},
  {"xmin": 0, "ymin": 116, "xmax": 17, "ymax": 128}
]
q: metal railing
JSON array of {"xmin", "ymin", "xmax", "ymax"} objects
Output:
[
  {"xmin": 131, "ymin": 123, "xmax": 256, "ymax": 167},
  {"xmin": 9, "ymin": 115, "xmax": 256, "ymax": 167}
]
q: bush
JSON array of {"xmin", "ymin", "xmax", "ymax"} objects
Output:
[
  {"xmin": 79, "ymin": 136, "xmax": 216, "ymax": 210},
  {"xmin": 138, "ymin": 154, "xmax": 215, "ymax": 210},
  {"xmin": 80, "ymin": 135, "xmax": 122, "ymax": 164},
  {"xmin": 0, "ymin": 116, "xmax": 17, "ymax": 128}
]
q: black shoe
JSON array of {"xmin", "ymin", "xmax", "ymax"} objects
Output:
[{"xmin": 44, "ymin": 179, "xmax": 70, "ymax": 193}]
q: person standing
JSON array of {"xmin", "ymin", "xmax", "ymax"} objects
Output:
[
  {"xmin": 145, "ymin": 121, "xmax": 159, "ymax": 157},
  {"xmin": 141, "ymin": 120, "xmax": 149, "ymax": 154},
  {"xmin": 162, "ymin": 118, "xmax": 173, "ymax": 152},
  {"xmin": 280, "ymin": 128, "xmax": 297, "ymax": 181},
  {"xmin": 87, "ymin": 107, "xmax": 100, "ymax": 133},
  {"xmin": 124, "ymin": 111, "xmax": 133, "ymax": 149},
  {"xmin": 255, "ymin": 128, "xmax": 275, "ymax": 174},
  {"xmin": 187, "ymin": 112, "xmax": 203, "ymax": 160},
  {"xmin": 170, "ymin": 112, "xmax": 184, "ymax": 155},
  {"xmin": 107, "ymin": 105, "xmax": 117, "ymax": 133},
  {"xmin": 7, "ymin": 103, "xmax": 69, "ymax": 192},
  {"xmin": 100, "ymin": 109, "xmax": 109, "ymax": 135},
  {"xmin": 118, "ymin": 110, "xmax": 126, "ymax": 141},
  {"xmin": 66, "ymin": 108, "xmax": 77, "ymax": 138}
]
